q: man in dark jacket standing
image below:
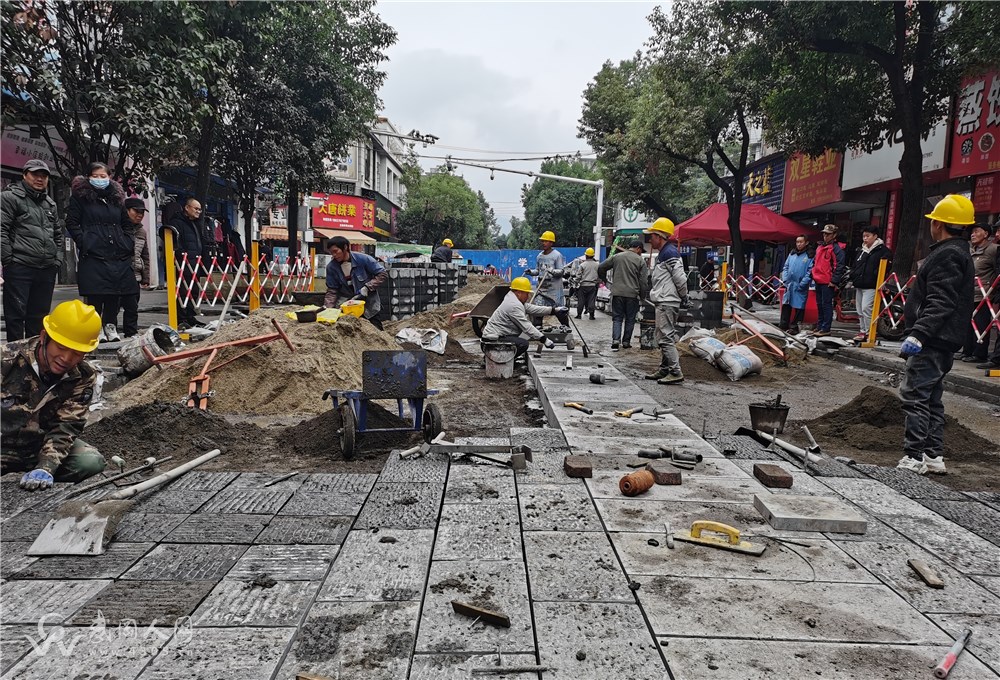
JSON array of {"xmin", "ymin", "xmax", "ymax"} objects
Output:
[
  {"xmin": 810, "ymin": 224, "xmax": 846, "ymax": 337},
  {"xmin": 897, "ymin": 195, "xmax": 976, "ymax": 476},
  {"xmin": 849, "ymin": 225, "xmax": 892, "ymax": 342},
  {"xmin": 431, "ymin": 238, "xmax": 454, "ymax": 263},
  {"xmin": 0, "ymin": 159, "xmax": 62, "ymax": 340},
  {"xmin": 168, "ymin": 198, "xmax": 207, "ymax": 328}
]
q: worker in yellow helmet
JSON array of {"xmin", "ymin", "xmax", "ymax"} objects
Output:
[
  {"xmin": 431, "ymin": 238, "xmax": 454, "ymax": 263},
  {"xmin": 644, "ymin": 217, "xmax": 688, "ymax": 384},
  {"xmin": 896, "ymin": 194, "xmax": 976, "ymax": 477},
  {"xmin": 575, "ymin": 247, "xmax": 600, "ymax": 320},
  {"xmin": 1, "ymin": 300, "xmax": 107, "ymax": 490},
  {"xmin": 482, "ymin": 277, "xmax": 568, "ymax": 359},
  {"xmin": 523, "ymin": 229, "xmax": 566, "ymax": 326}
]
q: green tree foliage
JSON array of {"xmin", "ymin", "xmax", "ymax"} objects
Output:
[
  {"xmin": 520, "ymin": 158, "xmax": 609, "ymax": 248},
  {"xmin": 396, "ymin": 171, "xmax": 491, "ymax": 249},
  {"xmin": 505, "ymin": 216, "xmax": 536, "ymax": 249},
  {"xmin": 476, "ymin": 190, "xmax": 502, "ymax": 250}
]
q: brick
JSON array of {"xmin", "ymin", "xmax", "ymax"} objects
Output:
[
  {"xmin": 563, "ymin": 455, "xmax": 593, "ymax": 478},
  {"xmin": 645, "ymin": 461, "xmax": 681, "ymax": 485},
  {"xmin": 753, "ymin": 463, "xmax": 794, "ymax": 489}
]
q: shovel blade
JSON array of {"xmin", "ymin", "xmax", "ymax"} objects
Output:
[{"xmin": 27, "ymin": 500, "xmax": 133, "ymax": 556}]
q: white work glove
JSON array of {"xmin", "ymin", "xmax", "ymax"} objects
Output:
[
  {"xmin": 543, "ymin": 338, "xmax": 555, "ymax": 349},
  {"xmin": 20, "ymin": 469, "xmax": 54, "ymax": 491},
  {"xmin": 900, "ymin": 336, "xmax": 923, "ymax": 357},
  {"xmin": 358, "ymin": 286, "xmax": 369, "ymax": 298}
]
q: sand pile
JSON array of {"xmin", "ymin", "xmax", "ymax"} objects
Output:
[
  {"xmin": 805, "ymin": 386, "xmax": 996, "ymax": 456},
  {"xmin": 111, "ymin": 308, "xmax": 401, "ymax": 415},
  {"xmin": 677, "ymin": 328, "xmax": 807, "ymax": 367}
]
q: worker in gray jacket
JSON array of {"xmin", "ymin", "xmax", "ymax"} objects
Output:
[
  {"xmin": 598, "ymin": 239, "xmax": 650, "ymax": 349},
  {"xmin": 643, "ymin": 218, "xmax": 689, "ymax": 384},
  {"xmin": 575, "ymin": 247, "xmax": 600, "ymax": 320},
  {"xmin": 482, "ymin": 277, "xmax": 569, "ymax": 359}
]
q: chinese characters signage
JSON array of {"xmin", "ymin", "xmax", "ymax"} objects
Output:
[
  {"xmin": 374, "ymin": 195, "xmax": 395, "ymax": 237},
  {"xmin": 740, "ymin": 156, "xmax": 785, "ymax": 213},
  {"xmin": 950, "ymin": 70, "xmax": 1000, "ymax": 178},
  {"xmin": 973, "ymin": 173, "xmax": 1000, "ymax": 213},
  {"xmin": 781, "ymin": 150, "xmax": 843, "ymax": 214},
  {"xmin": 1, "ymin": 128, "xmax": 64, "ymax": 175},
  {"xmin": 311, "ymin": 193, "xmax": 376, "ymax": 232}
]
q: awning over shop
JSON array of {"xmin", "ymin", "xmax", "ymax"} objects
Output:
[
  {"xmin": 314, "ymin": 228, "xmax": 377, "ymax": 244},
  {"xmin": 674, "ymin": 203, "xmax": 819, "ymax": 246}
]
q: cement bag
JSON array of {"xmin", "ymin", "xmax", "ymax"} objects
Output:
[
  {"xmin": 679, "ymin": 327, "xmax": 715, "ymax": 343},
  {"xmin": 116, "ymin": 324, "xmax": 184, "ymax": 377},
  {"xmin": 395, "ymin": 328, "xmax": 449, "ymax": 355},
  {"xmin": 735, "ymin": 318, "xmax": 785, "ymax": 339},
  {"xmin": 690, "ymin": 337, "xmax": 727, "ymax": 363},
  {"xmin": 716, "ymin": 345, "xmax": 763, "ymax": 381}
]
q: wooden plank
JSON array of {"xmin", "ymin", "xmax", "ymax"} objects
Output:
[
  {"xmin": 907, "ymin": 558, "xmax": 945, "ymax": 589},
  {"xmin": 450, "ymin": 599, "xmax": 511, "ymax": 628}
]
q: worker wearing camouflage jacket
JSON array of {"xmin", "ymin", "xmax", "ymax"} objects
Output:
[{"xmin": 644, "ymin": 218, "xmax": 688, "ymax": 385}]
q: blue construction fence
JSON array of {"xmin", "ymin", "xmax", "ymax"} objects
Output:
[{"xmin": 452, "ymin": 248, "xmax": 610, "ymax": 281}]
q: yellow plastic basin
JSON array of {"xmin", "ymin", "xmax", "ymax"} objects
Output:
[{"xmin": 340, "ymin": 300, "xmax": 365, "ymax": 318}]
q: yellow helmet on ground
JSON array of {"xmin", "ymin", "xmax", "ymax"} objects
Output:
[
  {"xmin": 42, "ymin": 300, "xmax": 101, "ymax": 353},
  {"xmin": 510, "ymin": 277, "xmax": 533, "ymax": 293},
  {"xmin": 539, "ymin": 230, "xmax": 556, "ymax": 243},
  {"xmin": 925, "ymin": 194, "xmax": 975, "ymax": 226},
  {"xmin": 644, "ymin": 217, "xmax": 675, "ymax": 238},
  {"xmin": 443, "ymin": 238, "xmax": 454, "ymax": 247},
  {"xmin": 585, "ymin": 247, "xmax": 595, "ymax": 257}
]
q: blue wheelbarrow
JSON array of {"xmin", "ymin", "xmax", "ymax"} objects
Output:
[{"xmin": 322, "ymin": 350, "xmax": 443, "ymax": 459}]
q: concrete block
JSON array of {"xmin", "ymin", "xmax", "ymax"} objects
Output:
[
  {"xmin": 754, "ymin": 493, "xmax": 868, "ymax": 534},
  {"xmin": 519, "ymin": 483, "xmax": 602, "ymax": 532},
  {"xmin": 444, "ymin": 465, "xmax": 517, "ymax": 505},
  {"xmin": 138, "ymin": 626, "xmax": 295, "ymax": 680},
  {"xmin": 10, "ymin": 542, "xmax": 152, "ymax": 580},
  {"xmin": 122, "ymin": 543, "xmax": 247, "ymax": 581},
  {"xmin": 930, "ymin": 613, "xmax": 1000, "ymax": 673},
  {"xmin": 318, "ymin": 529, "xmax": 433, "ymax": 601},
  {"xmin": 434, "ymin": 503, "xmax": 521, "ymax": 561},
  {"xmin": 563, "ymin": 455, "xmax": 593, "ymax": 478},
  {"xmin": 523, "ymin": 531, "xmax": 632, "ymax": 602},
  {"xmin": 645, "ymin": 461, "xmax": 681, "ymax": 485},
  {"xmin": 753, "ymin": 463, "xmax": 793, "ymax": 488},
  {"xmin": 70, "ymin": 579, "xmax": 216, "ymax": 625},
  {"xmin": 255, "ymin": 515, "xmax": 352, "ymax": 545},
  {"xmin": 227, "ymin": 544, "xmax": 337, "ymax": 581},
  {"xmin": 1, "ymin": 579, "xmax": 111, "ymax": 623},
  {"xmin": 165, "ymin": 513, "xmax": 269, "ymax": 544},
  {"xmin": 278, "ymin": 491, "xmax": 368, "ymax": 517},
  {"xmin": 111, "ymin": 512, "xmax": 189, "ymax": 542},
  {"xmin": 197, "ymin": 488, "xmax": 293, "ymax": 514},
  {"xmin": 193, "ymin": 578, "xmax": 320, "ymax": 627},
  {"xmin": 355, "ymin": 482, "xmax": 444, "ymax": 530},
  {"xmin": 733, "ymin": 460, "xmax": 839, "ymax": 496}
]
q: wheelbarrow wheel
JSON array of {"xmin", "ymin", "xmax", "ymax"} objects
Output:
[
  {"xmin": 339, "ymin": 404, "xmax": 357, "ymax": 459},
  {"xmin": 422, "ymin": 403, "xmax": 443, "ymax": 442},
  {"xmin": 565, "ymin": 336, "xmax": 576, "ymax": 350}
]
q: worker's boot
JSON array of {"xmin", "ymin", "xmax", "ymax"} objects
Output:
[
  {"xmin": 922, "ymin": 453, "xmax": 947, "ymax": 475},
  {"xmin": 896, "ymin": 455, "xmax": 927, "ymax": 475},
  {"xmin": 645, "ymin": 368, "xmax": 671, "ymax": 380},
  {"xmin": 657, "ymin": 372, "xmax": 684, "ymax": 385}
]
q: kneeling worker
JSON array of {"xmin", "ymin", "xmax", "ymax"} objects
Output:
[
  {"xmin": 1, "ymin": 300, "xmax": 107, "ymax": 491},
  {"xmin": 482, "ymin": 277, "xmax": 569, "ymax": 359}
]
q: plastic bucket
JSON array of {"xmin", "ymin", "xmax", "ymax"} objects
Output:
[
  {"xmin": 340, "ymin": 300, "xmax": 365, "ymax": 318},
  {"xmin": 483, "ymin": 342, "xmax": 516, "ymax": 379},
  {"xmin": 639, "ymin": 320, "xmax": 657, "ymax": 350},
  {"xmin": 116, "ymin": 325, "xmax": 184, "ymax": 377},
  {"xmin": 748, "ymin": 402, "xmax": 790, "ymax": 434}
]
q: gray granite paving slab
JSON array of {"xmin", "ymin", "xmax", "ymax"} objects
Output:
[
  {"xmin": 593, "ymin": 499, "xmax": 769, "ymax": 534},
  {"xmin": 4, "ymin": 625, "xmax": 171, "ymax": 680},
  {"xmin": 754, "ymin": 493, "xmax": 868, "ymax": 533},
  {"xmin": 510, "ymin": 426, "xmax": 569, "ymax": 451},
  {"xmin": 255, "ymin": 515, "xmax": 353, "ymax": 545},
  {"xmin": 881, "ymin": 514, "xmax": 1000, "ymax": 576},
  {"xmin": 614, "ymin": 532, "xmax": 876, "ymax": 583},
  {"xmin": 821, "ymin": 477, "xmax": 942, "ymax": 518},
  {"xmin": 0, "ymin": 626, "xmax": 35, "ymax": 675},
  {"xmin": 378, "ymin": 450, "xmax": 449, "ymax": 483},
  {"xmin": 920, "ymin": 500, "xmax": 1000, "ymax": 546},
  {"xmin": 533, "ymin": 602, "xmax": 665, "ymax": 680},
  {"xmin": 279, "ymin": 490, "xmax": 369, "ymax": 517},
  {"xmin": 318, "ymin": 529, "xmax": 433, "ymax": 602},
  {"xmin": 165, "ymin": 470, "xmax": 239, "ymax": 491},
  {"xmin": 821, "ymin": 508, "xmax": 908, "ymax": 543},
  {"xmin": 137, "ymin": 626, "xmax": 295, "ymax": 680},
  {"xmin": 355, "ymin": 482, "xmax": 444, "ymax": 530},
  {"xmin": 587, "ymin": 471, "xmax": 769, "ymax": 503},
  {"xmin": 524, "ymin": 531, "xmax": 632, "ymax": 601},
  {"xmin": 164, "ymin": 513, "xmax": 270, "ymax": 543},
  {"xmin": 417, "ymin": 559, "xmax": 533, "ymax": 654},
  {"xmin": 519, "ymin": 482, "xmax": 602, "ymax": 532},
  {"xmin": 298, "ymin": 473, "xmax": 379, "ymax": 493},
  {"xmin": 0, "ymin": 482, "xmax": 42, "ymax": 519},
  {"xmin": 640, "ymin": 576, "xmax": 951, "ymax": 643},
  {"xmin": 732, "ymin": 459, "xmax": 838, "ymax": 495},
  {"xmin": 835, "ymin": 540, "xmax": 1000, "ymax": 614},
  {"xmin": 973, "ymin": 575, "xmax": 1000, "ymax": 597},
  {"xmin": 197, "ymin": 487, "xmax": 293, "ymax": 514},
  {"xmin": 10, "ymin": 542, "xmax": 153, "ymax": 580},
  {"xmin": 192, "ymin": 578, "xmax": 320, "ymax": 627},
  {"xmin": 69, "ymin": 580, "xmax": 216, "ymax": 625},
  {"xmin": 444, "ymin": 465, "xmax": 517, "ymax": 504},
  {"xmin": 513, "ymin": 448, "xmax": 579, "ymax": 484},
  {"xmin": 133, "ymin": 489, "xmax": 215, "ymax": 514},
  {"xmin": 661, "ymin": 637, "xmax": 998, "ymax": 679},
  {"xmin": 713, "ymin": 434, "xmax": 772, "ymax": 458},
  {"xmin": 453, "ymin": 436, "xmax": 512, "ymax": 446},
  {"xmin": 279, "ymin": 601, "xmax": 419, "ymax": 680},
  {"xmin": 122, "ymin": 543, "xmax": 247, "ymax": 581},
  {"xmin": 110, "ymin": 512, "xmax": 190, "ymax": 542},
  {"xmin": 930, "ymin": 614, "xmax": 1000, "ymax": 674},
  {"xmin": 434, "ymin": 503, "xmax": 521, "ymax": 561},
  {"xmin": 563, "ymin": 433, "xmax": 723, "ymax": 459},
  {"xmin": 0, "ymin": 541, "xmax": 37, "ymax": 578},
  {"xmin": 855, "ymin": 464, "xmax": 968, "ymax": 500},
  {"xmin": 227, "ymin": 544, "xmax": 337, "ymax": 581},
  {"xmin": 965, "ymin": 492, "xmax": 1000, "ymax": 512},
  {"xmin": 228, "ymin": 472, "xmax": 306, "ymax": 491},
  {"xmin": 409, "ymin": 653, "xmax": 539, "ymax": 679},
  {"xmin": 1, "ymin": 579, "xmax": 111, "ymax": 623},
  {"xmin": 0, "ymin": 512, "xmax": 52, "ymax": 542},
  {"xmin": 807, "ymin": 458, "xmax": 872, "ymax": 479}
]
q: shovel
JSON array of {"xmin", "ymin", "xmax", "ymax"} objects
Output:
[{"xmin": 27, "ymin": 449, "xmax": 223, "ymax": 557}]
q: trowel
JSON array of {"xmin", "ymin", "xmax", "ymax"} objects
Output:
[{"xmin": 672, "ymin": 520, "xmax": 766, "ymax": 556}]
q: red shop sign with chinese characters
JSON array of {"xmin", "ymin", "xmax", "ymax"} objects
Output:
[
  {"xmin": 950, "ymin": 70, "xmax": 1000, "ymax": 178},
  {"xmin": 311, "ymin": 193, "xmax": 376, "ymax": 232},
  {"xmin": 781, "ymin": 150, "xmax": 843, "ymax": 214}
]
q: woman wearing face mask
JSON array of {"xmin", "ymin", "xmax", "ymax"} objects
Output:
[{"xmin": 66, "ymin": 162, "xmax": 139, "ymax": 341}]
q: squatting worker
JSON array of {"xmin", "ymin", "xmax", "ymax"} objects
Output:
[
  {"xmin": 897, "ymin": 195, "xmax": 976, "ymax": 476},
  {"xmin": 324, "ymin": 236, "xmax": 388, "ymax": 329},
  {"xmin": 644, "ymin": 217, "xmax": 689, "ymax": 385},
  {"xmin": 431, "ymin": 238, "xmax": 454, "ymax": 263},
  {"xmin": 1, "ymin": 300, "xmax": 107, "ymax": 491},
  {"xmin": 524, "ymin": 230, "xmax": 565, "ymax": 325},
  {"xmin": 481, "ymin": 277, "xmax": 570, "ymax": 359}
]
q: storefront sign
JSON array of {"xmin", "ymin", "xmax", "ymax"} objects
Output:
[
  {"xmin": 374, "ymin": 195, "xmax": 395, "ymax": 237},
  {"xmin": 843, "ymin": 118, "xmax": 948, "ymax": 190},
  {"xmin": 311, "ymin": 193, "xmax": 376, "ymax": 232},
  {"xmin": 950, "ymin": 70, "xmax": 1000, "ymax": 178},
  {"xmin": 782, "ymin": 150, "xmax": 843, "ymax": 214},
  {"xmin": 1, "ymin": 128, "xmax": 65, "ymax": 174},
  {"xmin": 741, "ymin": 156, "xmax": 785, "ymax": 212},
  {"xmin": 973, "ymin": 172, "xmax": 1000, "ymax": 213},
  {"xmin": 327, "ymin": 145, "xmax": 358, "ymax": 181},
  {"xmin": 885, "ymin": 190, "xmax": 900, "ymax": 250}
]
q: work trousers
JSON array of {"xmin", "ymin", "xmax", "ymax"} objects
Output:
[
  {"xmin": 0, "ymin": 439, "xmax": 107, "ymax": 483},
  {"xmin": 87, "ymin": 294, "xmax": 123, "ymax": 329},
  {"xmin": 576, "ymin": 285, "xmax": 597, "ymax": 318},
  {"xmin": 490, "ymin": 334, "xmax": 530, "ymax": 360},
  {"xmin": 654, "ymin": 303, "xmax": 682, "ymax": 375},
  {"xmin": 962, "ymin": 304, "xmax": 994, "ymax": 360},
  {"xmin": 177, "ymin": 268, "xmax": 202, "ymax": 325},
  {"xmin": 814, "ymin": 284, "xmax": 835, "ymax": 332},
  {"xmin": 855, "ymin": 288, "xmax": 876, "ymax": 335},
  {"xmin": 1, "ymin": 263, "xmax": 58, "ymax": 341},
  {"xmin": 899, "ymin": 347, "xmax": 953, "ymax": 460},
  {"xmin": 121, "ymin": 292, "xmax": 140, "ymax": 337},
  {"xmin": 778, "ymin": 304, "xmax": 805, "ymax": 331},
  {"xmin": 611, "ymin": 296, "xmax": 640, "ymax": 344}
]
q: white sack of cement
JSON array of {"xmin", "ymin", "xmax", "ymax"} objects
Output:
[
  {"xmin": 716, "ymin": 345, "xmax": 764, "ymax": 381},
  {"xmin": 679, "ymin": 327, "xmax": 715, "ymax": 343},
  {"xmin": 395, "ymin": 328, "xmax": 449, "ymax": 355},
  {"xmin": 735, "ymin": 317, "xmax": 786, "ymax": 340},
  {"xmin": 690, "ymin": 336, "xmax": 728, "ymax": 363}
]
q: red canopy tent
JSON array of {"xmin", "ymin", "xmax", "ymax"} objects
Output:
[{"xmin": 674, "ymin": 203, "xmax": 819, "ymax": 246}]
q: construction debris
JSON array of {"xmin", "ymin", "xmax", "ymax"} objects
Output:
[
  {"xmin": 907, "ymin": 558, "xmax": 945, "ymax": 589},
  {"xmin": 563, "ymin": 455, "xmax": 593, "ymax": 478},
  {"xmin": 753, "ymin": 463, "xmax": 794, "ymax": 488},
  {"xmin": 646, "ymin": 461, "xmax": 681, "ymax": 485},
  {"xmin": 451, "ymin": 600, "xmax": 511, "ymax": 628}
]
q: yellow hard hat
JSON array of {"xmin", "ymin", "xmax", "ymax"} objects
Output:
[
  {"xmin": 443, "ymin": 238, "xmax": 454, "ymax": 247},
  {"xmin": 644, "ymin": 217, "xmax": 675, "ymax": 238},
  {"xmin": 539, "ymin": 230, "xmax": 556, "ymax": 243},
  {"xmin": 510, "ymin": 277, "xmax": 533, "ymax": 293},
  {"xmin": 925, "ymin": 194, "xmax": 975, "ymax": 226},
  {"xmin": 42, "ymin": 300, "xmax": 101, "ymax": 353},
  {"xmin": 585, "ymin": 247, "xmax": 595, "ymax": 257}
]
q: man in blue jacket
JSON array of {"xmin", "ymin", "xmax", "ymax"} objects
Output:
[
  {"xmin": 779, "ymin": 235, "xmax": 813, "ymax": 335},
  {"xmin": 323, "ymin": 236, "xmax": 387, "ymax": 329}
]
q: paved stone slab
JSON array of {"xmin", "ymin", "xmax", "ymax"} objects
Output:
[
  {"xmin": 855, "ymin": 464, "xmax": 968, "ymax": 500},
  {"xmin": 713, "ymin": 433, "xmax": 775, "ymax": 459},
  {"xmin": 111, "ymin": 512, "xmax": 190, "ymax": 542},
  {"xmin": 255, "ymin": 515, "xmax": 353, "ymax": 545},
  {"xmin": 417, "ymin": 560, "xmax": 533, "ymax": 654},
  {"xmin": 973, "ymin": 575, "xmax": 1000, "ymax": 597},
  {"xmin": 930, "ymin": 613, "xmax": 1000, "ymax": 674},
  {"xmin": 835, "ymin": 540, "xmax": 1000, "ymax": 614},
  {"xmin": 661, "ymin": 637, "xmax": 998, "ymax": 680},
  {"xmin": 409, "ymin": 653, "xmax": 539, "ymax": 679},
  {"xmin": 519, "ymin": 483, "xmax": 603, "ymax": 531},
  {"xmin": 822, "ymin": 508, "xmax": 909, "ymax": 543},
  {"xmin": 164, "ymin": 513, "xmax": 270, "ymax": 543},
  {"xmin": 0, "ymin": 541, "xmax": 37, "ymax": 578},
  {"xmin": 137, "ymin": 626, "xmax": 295, "ymax": 680},
  {"xmin": 754, "ymin": 493, "xmax": 868, "ymax": 533},
  {"xmin": 134, "ymin": 489, "xmax": 216, "ymax": 514},
  {"xmin": 920, "ymin": 500, "xmax": 1000, "ymax": 547},
  {"xmin": 733, "ymin": 460, "xmax": 838, "ymax": 495},
  {"xmin": 229, "ymin": 472, "xmax": 306, "ymax": 491},
  {"xmin": 965, "ymin": 491, "xmax": 1000, "ymax": 512},
  {"xmin": 435, "ymin": 503, "xmax": 521, "ymax": 561},
  {"xmin": 640, "ymin": 577, "xmax": 951, "ymax": 643},
  {"xmin": 1, "ymin": 579, "xmax": 110, "ymax": 623},
  {"xmin": 69, "ymin": 579, "xmax": 216, "ymax": 625},
  {"xmin": 197, "ymin": 487, "xmax": 292, "ymax": 514},
  {"xmin": 227, "ymin": 544, "xmax": 336, "ymax": 581},
  {"xmin": 0, "ymin": 482, "xmax": 42, "ymax": 518},
  {"xmin": 514, "ymin": 448, "xmax": 580, "ymax": 483},
  {"xmin": 524, "ymin": 531, "xmax": 632, "ymax": 601},
  {"xmin": 122, "ymin": 543, "xmax": 247, "ymax": 581},
  {"xmin": 4, "ymin": 625, "xmax": 170, "ymax": 680},
  {"xmin": 319, "ymin": 529, "xmax": 433, "ymax": 601},
  {"xmin": 444, "ymin": 465, "xmax": 517, "ymax": 505},
  {"xmin": 821, "ymin": 477, "xmax": 942, "ymax": 518},
  {"xmin": 588, "ymin": 472, "xmax": 769, "ymax": 503},
  {"xmin": 280, "ymin": 602, "xmax": 418, "ymax": 680},
  {"xmin": 883, "ymin": 514, "xmax": 1000, "ymax": 576},
  {"xmin": 166, "ymin": 470, "xmax": 239, "ymax": 491},
  {"xmin": 279, "ymin": 490, "xmax": 369, "ymax": 516},
  {"xmin": 510, "ymin": 426, "xmax": 569, "ymax": 451},
  {"xmin": 378, "ymin": 450, "xmax": 449, "ymax": 483},
  {"xmin": 1, "ymin": 625, "xmax": 35, "ymax": 675},
  {"xmin": 534, "ymin": 602, "xmax": 664, "ymax": 680},
  {"xmin": 10, "ymin": 542, "xmax": 153, "ymax": 579},
  {"xmin": 0, "ymin": 512, "xmax": 52, "ymax": 541},
  {"xmin": 612, "ymin": 532, "xmax": 877, "ymax": 583},
  {"xmin": 299, "ymin": 473, "xmax": 378, "ymax": 493},
  {"xmin": 192, "ymin": 578, "xmax": 320, "ymax": 627},
  {"xmin": 355, "ymin": 482, "xmax": 444, "ymax": 530},
  {"xmin": 564, "ymin": 433, "xmax": 723, "ymax": 459}
]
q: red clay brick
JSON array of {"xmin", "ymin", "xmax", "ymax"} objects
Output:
[{"xmin": 753, "ymin": 463, "xmax": 793, "ymax": 488}]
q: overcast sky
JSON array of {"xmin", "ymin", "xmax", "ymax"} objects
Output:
[{"xmin": 376, "ymin": 1, "xmax": 659, "ymax": 233}]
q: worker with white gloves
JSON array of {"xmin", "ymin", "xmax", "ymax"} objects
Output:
[{"xmin": 482, "ymin": 277, "xmax": 569, "ymax": 359}]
